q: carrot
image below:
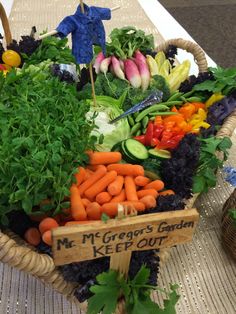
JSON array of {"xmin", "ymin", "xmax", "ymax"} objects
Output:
[
  {"xmin": 144, "ymin": 180, "xmax": 164, "ymax": 191},
  {"xmin": 137, "ymin": 189, "xmax": 158, "ymax": 199},
  {"xmin": 70, "ymin": 184, "xmax": 87, "ymax": 221},
  {"xmin": 107, "ymin": 164, "xmax": 144, "ymax": 177},
  {"xmin": 87, "ymin": 164, "xmax": 102, "ymax": 171},
  {"xmin": 42, "ymin": 230, "xmax": 52, "ymax": 246},
  {"xmin": 110, "ymin": 189, "xmax": 126, "ymax": 203},
  {"xmin": 96, "ymin": 192, "xmax": 112, "ymax": 205},
  {"xmin": 134, "ymin": 176, "xmax": 151, "ymax": 187},
  {"xmin": 140, "ymin": 195, "xmax": 156, "ymax": 209},
  {"xmin": 159, "ymin": 189, "xmax": 175, "ymax": 196},
  {"xmin": 81, "ymin": 198, "xmax": 91, "ymax": 208},
  {"xmin": 65, "ymin": 221, "xmax": 97, "ymax": 226},
  {"xmin": 39, "ymin": 217, "xmax": 59, "ymax": 235},
  {"xmin": 102, "ymin": 201, "xmax": 145, "ymax": 217},
  {"xmin": 84, "ymin": 168, "xmax": 94, "ymax": 180},
  {"xmin": 89, "ymin": 152, "xmax": 122, "ymax": 165},
  {"xmin": 86, "ymin": 202, "xmax": 102, "ymax": 220},
  {"xmin": 84, "ymin": 171, "xmax": 117, "ymax": 200},
  {"xmin": 107, "ymin": 175, "xmax": 124, "ymax": 196},
  {"xmin": 124, "ymin": 176, "xmax": 138, "ymax": 201},
  {"xmin": 79, "ymin": 165, "xmax": 107, "ymax": 196},
  {"xmin": 24, "ymin": 228, "xmax": 41, "ymax": 246},
  {"xmin": 74, "ymin": 167, "xmax": 86, "ymax": 186}
]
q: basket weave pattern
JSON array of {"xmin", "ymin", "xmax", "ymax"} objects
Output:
[{"xmin": 222, "ymin": 189, "xmax": 236, "ymax": 260}]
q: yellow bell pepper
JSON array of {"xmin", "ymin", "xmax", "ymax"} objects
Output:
[
  {"xmin": 205, "ymin": 93, "xmax": 224, "ymax": 108},
  {"xmin": 192, "ymin": 121, "xmax": 211, "ymax": 130}
]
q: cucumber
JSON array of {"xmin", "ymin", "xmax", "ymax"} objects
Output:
[
  {"xmin": 124, "ymin": 139, "xmax": 148, "ymax": 160},
  {"xmin": 121, "ymin": 141, "xmax": 138, "ymax": 163},
  {"xmin": 111, "ymin": 141, "xmax": 122, "ymax": 152},
  {"xmin": 148, "ymin": 148, "xmax": 171, "ymax": 159}
]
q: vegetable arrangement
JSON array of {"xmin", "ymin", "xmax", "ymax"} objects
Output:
[{"xmin": 0, "ymin": 24, "xmax": 235, "ymax": 313}]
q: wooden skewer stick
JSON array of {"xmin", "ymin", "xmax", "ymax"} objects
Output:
[{"xmin": 38, "ymin": 6, "xmax": 121, "ymax": 40}]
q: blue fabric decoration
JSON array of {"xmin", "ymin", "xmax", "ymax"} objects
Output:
[
  {"xmin": 56, "ymin": 3, "xmax": 111, "ymax": 64},
  {"xmin": 223, "ymin": 166, "xmax": 236, "ymax": 187}
]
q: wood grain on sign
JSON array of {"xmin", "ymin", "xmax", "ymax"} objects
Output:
[{"xmin": 52, "ymin": 209, "xmax": 199, "ymax": 266}]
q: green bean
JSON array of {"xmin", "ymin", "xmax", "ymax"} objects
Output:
[
  {"xmin": 135, "ymin": 130, "xmax": 142, "ymax": 136},
  {"xmin": 186, "ymin": 96, "xmax": 203, "ymax": 102},
  {"xmin": 182, "ymin": 90, "xmax": 194, "ymax": 98},
  {"xmin": 159, "ymin": 100, "xmax": 183, "ymax": 106},
  {"xmin": 149, "ymin": 117, "xmax": 155, "ymax": 121},
  {"xmin": 135, "ymin": 105, "xmax": 169, "ymax": 122},
  {"xmin": 149, "ymin": 111, "xmax": 178, "ymax": 116},
  {"xmin": 133, "ymin": 112, "xmax": 139, "ymax": 118},
  {"xmin": 130, "ymin": 122, "xmax": 141, "ymax": 135},
  {"xmin": 127, "ymin": 115, "xmax": 135, "ymax": 126},
  {"xmin": 180, "ymin": 96, "xmax": 188, "ymax": 102},
  {"xmin": 167, "ymin": 91, "xmax": 183, "ymax": 102},
  {"xmin": 141, "ymin": 116, "xmax": 149, "ymax": 128}
]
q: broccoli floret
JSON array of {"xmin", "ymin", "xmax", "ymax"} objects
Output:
[{"xmin": 150, "ymin": 75, "xmax": 170, "ymax": 101}]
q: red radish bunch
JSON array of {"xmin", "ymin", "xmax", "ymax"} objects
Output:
[{"xmin": 93, "ymin": 50, "xmax": 151, "ymax": 90}]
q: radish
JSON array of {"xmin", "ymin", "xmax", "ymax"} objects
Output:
[
  {"xmin": 100, "ymin": 57, "xmax": 111, "ymax": 74},
  {"xmin": 93, "ymin": 52, "xmax": 105, "ymax": 74},
  {"xmin": 111, "ymin": 56, "xmax": 125, "ymax": 80},
  {"xmin": 134, "ymin": 51, "xmax": 150, "ymax": 91},
  {"xmin": 124, "ymin": 59, "xmax": 142, "ymax": 89},
  {"xmin": 119, "ymin": 59, "xmax": 124, "ymax": 71},
  {"xmin": 109, "ymin": 63, "xmax": 115, "ymax": 75},
  {"xmin": 134, "ymin": 50, "xmax": 146, "ymax": 64}
]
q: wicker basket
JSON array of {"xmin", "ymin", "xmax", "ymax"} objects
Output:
[
  {"xmin": 222, "ymin": 189, "xmax": 236, "ymax": 261},
  {"xmin": 0, "ymin": 2, "xmax": 236, "ymax": 313}
]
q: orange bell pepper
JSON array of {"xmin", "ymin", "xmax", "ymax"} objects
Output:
[
  {"xmin": 191, "ymin": 102, "xmax": 205, "ymax": 111},
  {"xmin": 179, "ymin": 103, "xmax": 196, "ymax": 120},
  {"xmin": 154, "ymin": 116, "xmax": 163, "ymax": 126}
]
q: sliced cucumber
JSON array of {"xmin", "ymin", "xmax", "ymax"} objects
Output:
[
  {"xmin": 121, "ymin": 141, "xmax": 138, "ymax": 163},
  {"xmin": 148, "ymin": 148, "xmax": 171, "ymax": 159},
  {"xmin": 125, "ymin": 139, "xmax": 148, "ymax": 160},
  {"xmin": 111, "ymin": 141, "xmax": 123, "ymax": 152}
]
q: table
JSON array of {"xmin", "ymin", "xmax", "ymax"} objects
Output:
[{"xmin": 0, "ymin": 1, "xmax": 235, "ymax": 313}]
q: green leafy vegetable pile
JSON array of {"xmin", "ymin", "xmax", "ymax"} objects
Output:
[
  {"xmin": 106, "ymin": 26, "xmax": 154, "ymax": 59},
  {"xmin": 23, "ymin": 36, "xmax": 75, "ymax": 65},
  {"xmin": 0, "ymin": 65, "xmax": 95, "ymax": 224},
  {"xmin": 192, "ymin": 137, "xmax": 232, "ymax": 193},
  {"xmin": 87, "ymin": 266, "xmax": 180, "ymax": 314},
  {"xmin": 193, "ymin": 66, "xmax": 236, "ymax": 95}
]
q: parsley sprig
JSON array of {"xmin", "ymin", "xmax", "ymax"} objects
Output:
[
  {"xmin": 87, "ymin": 266, "xmax": 180, "ymax": 314},
  {"xmin": 192, "ymin": 137, "xmax": 232, "ymax": 193}
]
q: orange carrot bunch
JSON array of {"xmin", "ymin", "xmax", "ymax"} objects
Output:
[
  {"xmin": 68, "ymin": 151, "xmax": 166, "ymax": 219},
  {"xmin": 24, "ymin": 151, "xmax": 169, "ymax": 247}
]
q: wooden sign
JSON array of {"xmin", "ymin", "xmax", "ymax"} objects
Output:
[{"xmin": 52, "ymin": 209, "xmax": 199, "ymax": 266}]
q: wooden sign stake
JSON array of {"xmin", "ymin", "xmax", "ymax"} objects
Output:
[{"xmin": 109, "ymin": 205, "xmax": 137, "ymax": 277}]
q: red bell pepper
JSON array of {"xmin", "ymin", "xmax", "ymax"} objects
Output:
[
  {"xmin": 134, "ymin": 135, "xmax": 146, "ymax": 145},
  {"xmin": 153, "ymin": 124, "xmax": 164, "ymax": 139},
  {"xmin": 145, "ymin": 122, "xmax": 154, "ymax": 146}
]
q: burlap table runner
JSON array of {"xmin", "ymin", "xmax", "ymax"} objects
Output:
[{"xmin": 0, "ymin": 0, "xmax": 235, "ymax": 313}]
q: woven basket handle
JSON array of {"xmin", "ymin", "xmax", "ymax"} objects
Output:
[
  {"xmin": 156, "ymin": 38, "xmax": 208, "ymax": 73},
  {"xmin": 0, "ymin": 2, "xmax": 12, "ymax": 46}
]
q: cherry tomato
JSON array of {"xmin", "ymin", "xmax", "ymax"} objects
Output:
[{"xmin": 2, "ymin": 50, "xmax": 21, "ymax": 67}]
